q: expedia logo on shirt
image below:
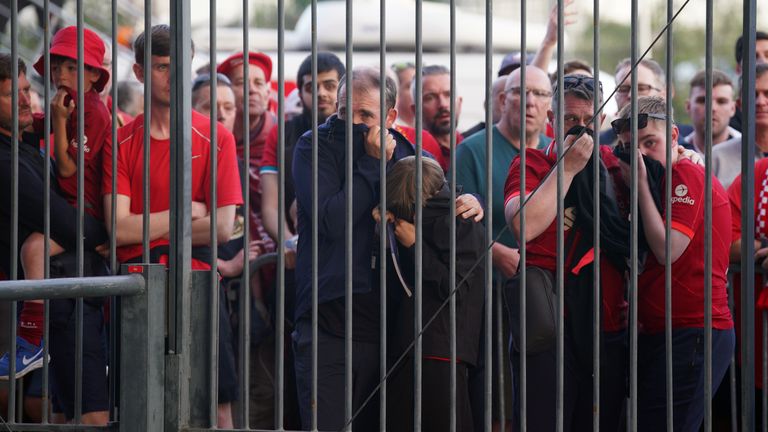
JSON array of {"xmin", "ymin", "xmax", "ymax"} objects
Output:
[
  {"xmin": 564, "ymin": 207, "xmax": 576, "ymax": 231},
  {"xmin": 70, "ymin": 135, "xmax": 91, "ymax": 153},
  {"xmin": 671, "ymin": 184, "xmax": 695, "ymax": 205}
]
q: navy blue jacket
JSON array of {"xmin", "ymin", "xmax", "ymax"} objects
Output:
[{"xmin": 292, "ymin": 115, "xmax": 417, "ymax": 321}]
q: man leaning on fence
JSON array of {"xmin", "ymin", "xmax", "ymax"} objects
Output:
[{"xmin": 100, "ymin": 25, "xmax": 243, "ymax": 428}]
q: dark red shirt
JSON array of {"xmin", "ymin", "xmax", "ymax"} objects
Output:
[{"xmin": 504, "ymin": 146, "xmax": 628, "ymax": 331}]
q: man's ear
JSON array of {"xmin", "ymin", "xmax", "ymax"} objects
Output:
[
  {"xmin": 685, "ymin": 99, "xmax": 691, "ymax": 114},
  {"xmin": 132, "ymin": 63, "xmax": 145, "ymax": 84},
  {"xmin": 737, "ymin": 97, "xmax": 742, "ymax": 111},
  {"xmin": 385, "ymin": 108, "xmax": 398, "ymax": 129},
  {"xmin": 598, "ymin": 113, "xmax": 606, "ymax": 129},
  {"xmin": 671, "ymin": 124, "xmax": 679, "ymax": 143},
  {"xmin": 547, "ymin": 109, "xmax": 554, "ymax": 124}
]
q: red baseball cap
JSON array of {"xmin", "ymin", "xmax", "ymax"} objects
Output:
[
  {"xmin": 217, "ymin": 51, "xmax": 273, "ymax": 82},
  {"xmin": 33, "ymin": 26, "xmax": 110, "ymax": 92}
]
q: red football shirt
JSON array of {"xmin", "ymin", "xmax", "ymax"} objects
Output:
[
  {"xmin": 102, "ymin": 110, "xmax": 243, "ymax": 264},
  {"xmin": 33, "ymin": 90, "xmax": 110, "ymax": 219},
  {"xmin": 504, "ymin": 146, "xmax": 628, "ymax": 331},
  {"xmin": 394, "ymin": 125, "xmax": 462, "ymax": 172},
  {"xmin": 729, "ymin": 158, "xmax": 768, "ymax": 387},
  {"xmin": 637, "ymin": 159, "xmax": 733, "ymax": 333}
]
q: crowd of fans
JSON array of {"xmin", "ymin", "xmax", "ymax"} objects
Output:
[{"xmin": 1, "ymin": 3, "xmax": 768, "ymax": 431}]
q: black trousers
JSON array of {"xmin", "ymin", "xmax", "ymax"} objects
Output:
[{"xmin": 388, "ymin": 358, "xmax": 474, "ymax": 432}]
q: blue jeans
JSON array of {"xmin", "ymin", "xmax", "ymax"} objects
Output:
[{"xmin": 638, "ymin": 327, "xmax": 735, "ymax": 432}]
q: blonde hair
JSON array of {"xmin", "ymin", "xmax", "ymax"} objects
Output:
[{"xmin": 386, "ymin": 156, "xmax": 445, "ymax": 222}]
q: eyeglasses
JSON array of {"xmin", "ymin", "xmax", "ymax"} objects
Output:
[
  {"xmin": 505, "ymin": 86, "xmax": 553, "ymax": 99},
  {"xmin": 562, "ymin": 74, "xmax": 603, "ymax": 92},
  {"xmin": 610, "ymin": 112, "xmax": 668, "ymax": 135},
  {"xmin": 615, "ymin": 83, "xmax": 662, "ymax": 94}
]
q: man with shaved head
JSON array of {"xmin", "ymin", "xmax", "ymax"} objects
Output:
[{"xmin": 454, "ymin": 64, "xmax": 552, "ymax": 430}]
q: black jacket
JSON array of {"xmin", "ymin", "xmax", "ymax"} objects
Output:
[
  {"xmin": 0, "ymin": 132, "xmax": 107, "ymax": 277},
  {"xmin": 391, "ymin": 185, "xmax": 486, "ymax": 366}
]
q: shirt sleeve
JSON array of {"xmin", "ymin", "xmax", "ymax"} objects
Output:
[
  {"xmin": 214, "ymin": 125, "xmax": 244, "ymax": 208},
  {"xmin": 728, "ymin": 174, "xmax": 743, "ymax": 243},
  {"xmin": 668, "ymin": 162, "xmax": 705, "ymax": 239},
  {"xmin": 503, "ymin": 148, "xmax": 549, "ymax": 207},
  {"xmin": 259, "ymin": 123, "xmax": 279, "ymax": 175},
  {"xmin": 102, "ymin": 125, "xmax": 134, "ymax": 198}
]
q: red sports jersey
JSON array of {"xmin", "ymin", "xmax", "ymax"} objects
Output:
[
  {"xmin": 504, "ymin": 146, "xmax": 628, "ymax": 331},
  {"xmin": 102, "ymin": 110, "xmax": 243, "ymax": 264},
  {"xmin": 638, "ymin": 159, "xmax": 733, "ymax": 333},
  {"xmin": 33, "ymin": 90, "xmax": 110, "ymax": 219},
  {"xmin": 729, "ymin": 157, "xmax": 768, "ymax": 387}
]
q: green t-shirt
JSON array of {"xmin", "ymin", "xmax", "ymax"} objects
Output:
[{"xmin": 453, "ymin": 125, "xmax": 551, "ymax": 248}]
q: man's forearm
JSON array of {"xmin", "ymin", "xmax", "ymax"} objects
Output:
[
  {"xmin": 114, "ymin": 210, "xmax": 170, "ymax": 246},
  {"xmin": 53, "ymin": 120, "xmax": 76, "ymax": 178},
  {"xmin": 508, "ymin": 172, "xmax": 576, "ymax": 242}
]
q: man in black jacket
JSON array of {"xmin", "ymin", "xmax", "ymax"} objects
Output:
[{"xmin": 0, "ymin": 53, "xmax": 109, "ymax": 423}]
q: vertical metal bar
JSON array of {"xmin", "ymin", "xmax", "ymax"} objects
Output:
[
  {"xmin": 42, "ymin": 0, "xmax": 52, "ymax": 423},
  {"xmin": 108, "ymin": 0, "xmax": 119, "ymax": 420},
  {"xmin": 8, "ymin": 0, "xmax": 18, "ymax": 422},
  {"xmin": 556, "ymin": 0, "xmax": 565, "ymax": 430},
  {"xmin": 484, "ymin": 0, "xmax": 493, "ymax": 430},
  {"xmin": 344, "ymin": 0, "xmax": 354, "ymax": 428},
  {"xmin": 763, "ymin": 309, "xmax": 767, "ymax": 432},
  {"xmin": 727, "ymin": 273, "xmax": 738, "ymax": 432},
  {"xmin": 414, "ymin": 0, "xmax": 424, "ymax": 429},
  {"xmin": 74, "ymin": 3, "xmax": 86, "ymax": 422},
  {"xmin": 519, "ymin": 2, "xmax": 527, "ymax": 429},
  {"xmin": 495, "ymin": 278, "xmax": 505, "ymax": 428},
  {"xmin": 592, "ymin": 0, "xmax": 601, "ymax": 429},
  {"xmin": 208, "ymin": 0, "xmax": 219, "ymax": 424},
  {"xmin": 378, "ymin": 0, "xmax": 388, "ymax": 429},
  {"xmin": 740, "ymin": 0, "xmax": 757, "ymax": 429},
  {"xmin": 664, "ymin": 0, "xmax": 674, "ymax": 429},
  {"xmin": 141, "ymin": 0, "xmax": 151, "ymax": 265},
  {"xmin": 276, "ymin": 0, "xmax": 287, "ymax": 428},
  {"xmin": 703, "ymin": 0, "xmax": 714, "ymax": 429},
  {"xmin": 310, "ymin": 0, "xmax": 319, "ymax": 429},
  {"xmin": 238, "ymin": 0, "xmax": 252, "ymax": 422},
  {"xmin": 629, "ymin": 0, "xmax": 640, "ymax": 429},
  {"xmin": 449, "ymin": 0, "xmax": 458, "ymax": 429},
  {"xmin": 169, "ymin": 0, "xmax": 193, "ymax": 426}
]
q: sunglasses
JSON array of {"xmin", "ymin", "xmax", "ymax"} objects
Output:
[
  {"xmin": 562, "ymin": 74, "xmax": 603, "ymax": 92},
  {"xmin": 610, "ymin": 112, "xmax": 667, "ymax": 135}
]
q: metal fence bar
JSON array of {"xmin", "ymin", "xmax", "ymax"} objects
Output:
[
  {"xmin": 42, "ymin": 0, "xmax": 52, "ymax": 423},
  {"xmin": 414, "ymin": 0, "xmax": 424, "ymax": 429},
  {"xmin": 8, "ymin": 0, "xmax": 20, "ymax": 421},
  {"xmin": 344, "ymin": 0, "xmax": 354, "ymax": 428},
  {"xmin": 519, "ymin": 2, "xmax": 527, "ymax": 430},
  {"xmin": 74, "ymin": 1, "xmax": 86, "ymax": 422},
  {"xmin": 555, "ymin": 0, "xmax": 565, "ymax": 430},
  {"xmin": 703, "ymin": 0, "xmax": 714, "ymax": 429},
  {"xmin": 591, "ymin": 0, "xmax": 601, "ymax": 429},
  {"xmin": 764, "ymin": 310, "xmax": 767, "ymax": 432},
  {"xmin": 0, "ymin": 277, "xmax": 146, "ymax": 300},
  {"xmin": 310, "ymin": 0, "xmax": 319, "ymax": 429},
  {"xmin": 740, "ymin": 0, "xmax": 758, "ymax": 429},
  {"xmin": 727, "ymin": 273, "xmax": 738, "ymax": 432},
  {"xmin": 449, "ymin": 0, "xmax": 458, "ymax": 429},
  {"xmin": 238, "ymin": 0, "xmax": 252, "ymax": 422},
  {"xmin": 664, "ymin": 0, "xmax": 674, "ymax": 428},
  {"xmin": 141, "ymin": 0, "xmax": 151, "ymax": 265},
  {"xmin": 378, "ymin": 0, "xmax": 388, "ymax": 429},
  {"xmin": 484, "ymin": 0, "xmax": 493, "ymax": 430},
  {"xmin": 108, "ymin": 0, "xmax": 119, "ymax": 421},
  {"xmin": 629, "ymin": 1, "xmax": 640, "ymax": 430},
  {"xmin": 276, "ymin": 0, "xmax": 287, "ymax": 428},
  {"xmin": 208, "ymin": 0, "xmax": 219, "ymax": 424}
]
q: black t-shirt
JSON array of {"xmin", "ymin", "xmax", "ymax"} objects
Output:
[{"xmin": 318, "ymin": 288, "xmax": 381, "ymax": 343}]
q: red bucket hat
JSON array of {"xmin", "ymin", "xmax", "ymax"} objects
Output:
[
  {"xmin": 33, "ymin": 26, "xmax": 110, "ymax": 92},
  {"xmin": 217, "ymin": 51, "xmax": 273, "ymax": 82}
]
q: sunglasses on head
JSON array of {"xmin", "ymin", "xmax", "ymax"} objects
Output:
[
  {"xmin": 562, "ymin": 74, "xmax": 603, "ymax": 92},
  {"xmin": 610, "ymin": 112, "xmax": 667, "ymax": 135}
]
